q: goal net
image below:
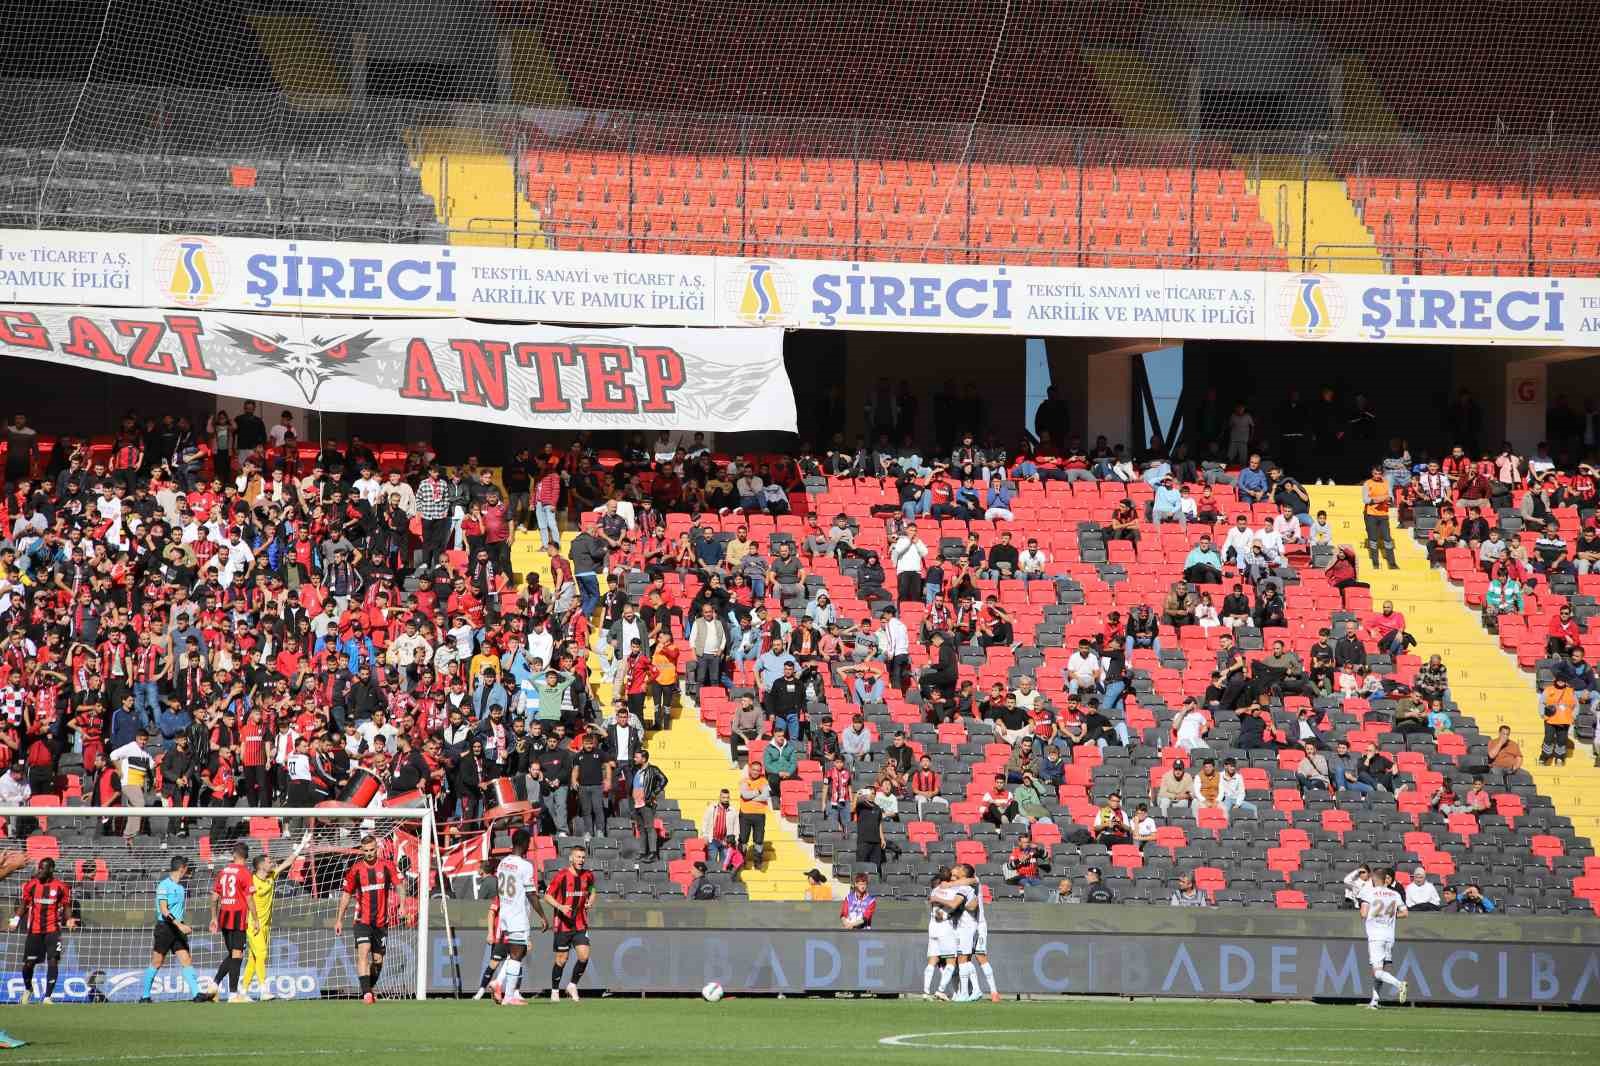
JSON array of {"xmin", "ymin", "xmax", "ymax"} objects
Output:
[{"xmin": 0, "ymin": 806, "xmax": 436, "ymax": 1003}]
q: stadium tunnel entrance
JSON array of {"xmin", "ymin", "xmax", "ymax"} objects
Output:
[{"xmin": 4, "ymin": 332, "xmax": 1597, "ymax": 468}]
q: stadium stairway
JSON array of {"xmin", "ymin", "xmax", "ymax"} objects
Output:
[
  {"xmin": 409, "ymin": 127, "xmax": 546, "ymax": 249},
  {"xmin": 1252, "ymin": 175, "xmax": 1385, "ymax": 273},
  {"xmin": 506, "ymin": 529, "xmax": 825, "ymax": 900},
  {"xmin": 641, "ymin": 698, "xmax": 830, "ymax": 902},
  {"xmin": 1311, "ymin": 486, "xmax": 1599, "ymax": 848}
]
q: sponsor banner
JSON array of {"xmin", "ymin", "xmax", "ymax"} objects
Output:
[
  {"xmin": 441, "ymin": 928, "xmax": 1600, "ymax": 1005},
  {"xmin": 0, "ymin": 304, "xmax": 794, "ymax": 432},
  {"xmin": 5, "ymin": 228, "xmax": 1600, "ymax": 346},
  {"xmin": 462, "ymin": 246, "xmax": 716, "ymax": 324},
  {"xmin": 1, "ymin": 926, "xmax": 1595, "ymax": 1003}
]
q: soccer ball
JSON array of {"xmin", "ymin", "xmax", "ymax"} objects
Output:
[{"xmin": 701, "ymin": 982, "xmax": 725, "ymax": 1002}]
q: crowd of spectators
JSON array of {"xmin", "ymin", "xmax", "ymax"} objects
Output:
[{"xmin": 0, "ymin": 380, "xmax": 1587, "ymax": 912}]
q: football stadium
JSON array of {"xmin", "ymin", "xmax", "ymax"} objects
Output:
[{"xmin": 1, "ymin": 0, "xmax": 1599, "ymax": 1061}]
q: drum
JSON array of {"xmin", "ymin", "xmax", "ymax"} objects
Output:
[
  {"xmin": 490, "ymin": 777, "xmax": 522, "ymax": 808},
  {"xmin": 341, "ymin": 768, "xmax": 382, "ymax": 808},
  {"xmin": 383, "ymin": 789, "xmax": 427, "ymax": 810}
]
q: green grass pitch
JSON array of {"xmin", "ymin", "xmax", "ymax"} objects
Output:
[{"xmin": 4, "ymin": 998, "xmax": 1598, "ymax": 1065}]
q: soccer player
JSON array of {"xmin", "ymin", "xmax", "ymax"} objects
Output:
[
  {"xmin": 0, "ymin": 849, "xmax": 32, "ymax": 1046},
  {"xmin": 1358, "ymin": 865, "xmax": 1409, "ymax": 1008},
  {"xmin": 333, "ymin": 836, "xmax": 405, "ymax": 1004},
  {"xmin": 948, "ymin": 870, "xmax": 982, "ymax": 1002},
  {"xmin": 11, "ymin": 858, "xmax": 76, "ymax": 1004},
  {"xmin": 923, "ymin": 868, "xmax": 962, "ymax": 1001},
  {"xmin": 955, "ymin": 863, "xmax": 1000, "ymax": 1003},
  {"xmin": 240, "ymin": 833, "xmax": 312, "ymax": 1002},
  {"xmin": 141, "ymin": 855, "xmax": 206, "ymax": 1003},
  {"xmin": 207, "ymin": 843, "xmax": 258, "ymax": 1003},
  {"xmin": 542, "ymin": 844, "xmax": 596, "ymax": 1002},
  {"xmin": 484, "ymin": 829, "xmax": 549, "ymax": 1006}
]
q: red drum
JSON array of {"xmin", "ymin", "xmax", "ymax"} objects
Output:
[
  {"xmin": 341, "ymin": 768, "xmax": 381, "ymax": 808},
  {"xmin": 491, "ymin": 778, "xmax": 521, "ymax": 808},
  {"xmin": 383, "ymin": 789, "xmax": 427, "ymax": 810}
]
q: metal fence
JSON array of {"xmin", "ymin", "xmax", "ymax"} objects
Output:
[{"xmin": 2, "ymin": 80, "xmax": 1597, "ymax": 274}]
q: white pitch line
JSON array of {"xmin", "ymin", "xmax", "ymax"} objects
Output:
[{"xmin": 879, "ymin": 1026, "xmax": 1598, "ymax": 1062}]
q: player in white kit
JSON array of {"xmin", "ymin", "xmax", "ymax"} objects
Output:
[
  {"xmin": 924, "ymin": 868, "xmax": 963, "ymax": 1000},
  {"xmin": 949, "ymin": 876, "xmax": 983, "ymax": 1002},
  {"xmin": 955, "ymin": 863, "xmax": 1000, "ymax": 1002},
  {"xmin": 1357, "ymin": 865, "xmax": 1408, "ymax": 1008},
  {"xmin": 489, "ymin": 829, "xmax": 547, "ymax": 1006}
]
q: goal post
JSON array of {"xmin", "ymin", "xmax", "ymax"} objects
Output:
[{"xmin": 0, "ymin": 806, "xmax": 438, "ymax": 1002}]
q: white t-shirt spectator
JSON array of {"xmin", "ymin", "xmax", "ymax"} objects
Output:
[
  {"xmin": 1066, "ymin": 650, "xmax": 1103, "ymax": 688},
  {"xmin": 1405, "ymin": 878, "xmax": 1442, "ymax": 909},
  {"xmin": 892, "ymin": 535, "xmax": 928, "ymax": 574}
]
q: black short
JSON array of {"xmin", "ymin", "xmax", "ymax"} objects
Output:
[
  {"xmin": 552, "ymin": 930, "xmax": 590, "ymax": 952},
  {"xmin": 23, "ymin": 932, "xmax": 61, "ymax": 963},
  {"xmin": 353, "ymin": 922, "xmax": 387, "ymax": 954},
  {"xmin": 221, "ymin": 927, "xmax": 248, "ymax": 953},
  {"xmin": 490, "ymin": 939, "xmax": 510, "ymax": 961},
  {"xmin": 152, "ymin": 921, "xmax": 190, "ymax": 956}
]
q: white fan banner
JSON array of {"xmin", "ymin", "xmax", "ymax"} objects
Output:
[{"xmin": 0, "ymin": 304, "xmax": 795, "ymax": 432}]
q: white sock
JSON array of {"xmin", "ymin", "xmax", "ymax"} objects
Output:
[
  {"xmin": 923, "ymin": 965, "xmax": 937, "ymax": 994},
  {"xmin": 958, "ymin": 962, "xmax": 976, "ymax": 997},
  {"xmin": 938, "ymin": 964, "xmax": 955, "ymax": 992},
  {"xmin": 980, "ymin": 962, "xmax": 997, "ymax": 995},
  {"xmin": 500, "ymin": 959, "xmax": 523, "ymax": 994},
  {"xmin": 1375, "ymin": 969, "xmax": 1402, "ymax": 989}
]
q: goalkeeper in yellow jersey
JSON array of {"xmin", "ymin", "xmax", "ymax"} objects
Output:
[{"xmin": 240, "ymin": 832, "xmax": 311, "ymax": 1002}]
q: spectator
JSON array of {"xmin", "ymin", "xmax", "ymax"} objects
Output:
[
  {"xmin": 1092, "ymin": 792, "xmax": 1132, "ymax": 845},
  {"xmin": 738, "ymin": 762, "xmax": 771, "ymax": 869},
  {"xmin": 853, "ymin": 787, "xmax": 887, "ymax": 875},
  {"xmin": 1153, "ymin": 761, "xmax": 1194, "ymax": 818},
  {"xmin": 1325, "ymin": 546, "xmax": 1369, "ymax": 607},
  {"xmin": 1182, "ymin": 537, "xmax": 1223, "ymax": 585},
  {"xmin": 1341, "ymin": 864, "xmax": 1373, "ymax": 909},
  {"xmin": 840, "ymin": 715, "xmax": 873, "ymax": 768},
  {"xmin": 1049, "ymin": 877, "xmax": 1080, "ymax": 904},
  {"xmin": 1216, "ymin": 758, "xmax": 1258, "ymax": 819},
  {"xmin": 1405, "ymin": 866, "xmax": 1442, "ymax": 911},
  {"xmin": 1487, "ymin": 724, "xmax": 1524, "ymax": 781},
  {"xmin": 1455, "ymin": 883, "xmax": 1497, "ymax": 914},
  {"xmin": 700, "ymin": 788, "xmax": 737, "ymax": 871},
  {"xmin": 1169, "ymin": 871, "xmax": 1212, "ymax": 907},
  {"xmin": 1002, "ymin": 833, "xmax": 1050, "ymax": 889},
  {"xmin": 1130, "ymin": 802, "xmax": 1158, "ymax": 847},
  {"xmin": 980, "ymin": 774, "xmax": 1019, "ymax": 827},
  {"xmin": 839, "ymin": 873, "xmax": 877, "ymax": 929},
  {"xmin": 910, "ymin": 756, "xmax": 948, "ymax": 818},
  {"xmin": 1295, "ymin": 740, "xmax": 1336, "ymax": 796},
  {"xmin": 1082, "ymin": 867, "xmax": 1117, "ymax": 903},
  {"xmin": 1541, "ymin": 676, "xmax": 1575, "ymax": 765},
  {"xmin": 803, "ymin": 869, "xmax": 832, "ymax": 902}
]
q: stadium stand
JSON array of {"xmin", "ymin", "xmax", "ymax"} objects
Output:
[
  {"xmin": 522, "ymin": 150, "xmax": 1287, "ymax": 268},
  {"xmin": 0, "ymin": 147, "xmax": 445, "ymax": 245},
  {"xmin": 3, "ymin": 419, "xmax": 1593, "ymax": 912}
]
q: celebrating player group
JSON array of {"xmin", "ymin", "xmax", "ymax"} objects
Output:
[{"xmin": 925, "ymin": 864, "xmax": 1000, "ymax": 1004}]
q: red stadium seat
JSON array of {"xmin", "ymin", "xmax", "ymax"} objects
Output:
[
  {"xmin": 1196, "ymin": 806, "xmax": 1229, "ymax": 838},
  {"xmin": 1530, "ymin": 835, "xmax": 1565, "ymax": 869}
]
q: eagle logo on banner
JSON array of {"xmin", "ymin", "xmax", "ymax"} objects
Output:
[{"xmin": 216, "ymin": 324, "xmax": 382, "ymax": 406}]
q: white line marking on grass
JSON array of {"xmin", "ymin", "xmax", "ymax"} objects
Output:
[{"xmin": 879, "ymin": 1027, "xmax": 1595, "ymax": 1062}]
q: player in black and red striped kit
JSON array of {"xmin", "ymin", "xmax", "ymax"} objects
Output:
[
  {"xmin": 333, "ymin": 836, "xmax": 404, "ymax": 1004},
  {"xmin": 10, "ymin": 859, "xmax": 76, "ymax": 1003},
  {"xmin": 541, "ymin": 845, "xmax": 597, "ymax": 1002},
  {"xmin": 207, "ymin": 843, "xmax": 256, "ymax": 1003}
]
